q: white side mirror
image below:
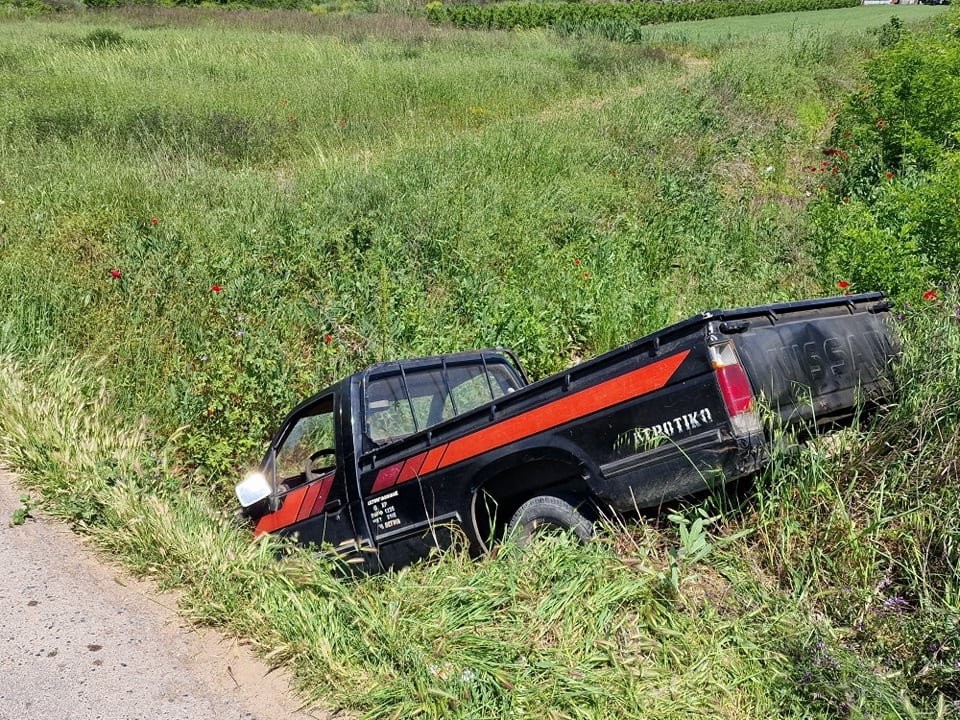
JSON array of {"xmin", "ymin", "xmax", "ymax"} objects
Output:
[{"xmin": 236, "ymin": 472, "xmax": 272, "ymax": 508}]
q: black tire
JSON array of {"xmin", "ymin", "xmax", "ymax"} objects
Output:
[{"xmin": 505, "ymin": 495, "xmax": 594, "ymax": 546}]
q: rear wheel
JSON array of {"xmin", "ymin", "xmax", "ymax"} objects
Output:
[{"xmin": 505, "ymin": 495, "xmax": 594, "ymax": 546}]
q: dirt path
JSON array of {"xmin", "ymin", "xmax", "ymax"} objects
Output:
[{"xmin": 0, "ymin": 470, "xmax": 325, "ymax": 720}]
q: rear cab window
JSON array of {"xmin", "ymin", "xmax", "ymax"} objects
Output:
[{"xmin": 364, "ymin": 356, "xmax": 521, "ymax": 450}]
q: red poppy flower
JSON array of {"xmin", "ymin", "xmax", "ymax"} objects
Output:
[
  {"xmin": 150, "ymin": 217, "xmax": 159, "ymax": 226},
  {"xmin": 109, "ymin": 268, "xmax": 122, "ymax": 279},
  {"xmin": 573, "ymin": 259, "xmax": 581, "ymax": 267},
  {"xmin": 323, "ymin": 334, "xmax": 333, "ymax": 344},
  {"xmin": 211, "ymin": 284, "xmax": 223, "ymax": 293},
  {"xmin": 884, "ymin": 171, "xmax": 894, "ymax": 180},
  {"xmin": 837, "ymin": 280, "xmax": 850, "ymax": 290},
  {"xmin": 923, "ymin": 289, "xmax": 938, "ymax": 302}
]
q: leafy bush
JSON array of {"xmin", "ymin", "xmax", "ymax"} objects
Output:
[{"xmin": 813, "ymin": 8, "xmax": 960, "ymax": 298}]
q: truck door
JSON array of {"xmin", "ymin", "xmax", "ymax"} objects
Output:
[{"xmin": 256, "ymin": 393, "xmax": 361, "ymax": 562}]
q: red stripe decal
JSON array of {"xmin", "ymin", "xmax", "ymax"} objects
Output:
[
  {"xmin": 364, "ymin": 350, "xmax": 690, "ymax": 496},
  {"xmin": 254, "ymin": 473, "xmax": 339, "ymax": 535},
  {"xmin": 309, "ymin": 475, "xmax": 335, "ymax": 516},
  {"xmin": 370, "ymin": 462, "xmax": 403, "ymax": 494},
  {"xmin": 420, "ymin": 445, "xmax": 447, "ymax": 476},
  {"xmin": 296, "ymin": 482, "xmax": 323, "ymax": 523},
  {"xmin": 254, "ymin": 483, "xmax": 310, "ymax": 536},
  {"xmin": 438, "ymin": 350, "xmax": 690, "ymax": 469},
  {"xmin": 397, "ymin": 452, "xmax": 427, "ymax": 484}
]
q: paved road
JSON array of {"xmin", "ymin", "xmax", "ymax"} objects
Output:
[{"xmin": 0, "ymin": 470, "xmax": 324, "ymax": 720}]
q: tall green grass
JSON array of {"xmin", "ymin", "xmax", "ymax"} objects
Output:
[
  {"xmin": 3, "ymin": 299, "xmax": 958, "ymax": 718},
  {"xmin": 0, "ymin": 12, "xmax": 842, "ymax": 480}
]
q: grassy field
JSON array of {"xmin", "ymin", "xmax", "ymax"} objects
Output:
[
  {"xmin": 0, "ymin": 5, "xmax": 958, "ymax": 719},
  {"xmin": 642, "ymin": 4, "xmax": 948, "ymax": 45}
]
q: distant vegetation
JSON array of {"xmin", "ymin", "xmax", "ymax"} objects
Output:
[
  {"xmin": 0, "ymin": 5, "xmax": 958, "ymax": 719},
  {"xmin": 426, "ymin": 0, "xmax": 861, "ymax": 40}
]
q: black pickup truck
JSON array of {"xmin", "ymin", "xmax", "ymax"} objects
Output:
[{"xmin": 236, "ymin": 293, "xmax": 897, "ymax": 571}]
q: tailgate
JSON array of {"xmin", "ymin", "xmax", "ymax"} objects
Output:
[{"xmin": 718, "ymin": 295, "xmax": 898, "ymax": 426}]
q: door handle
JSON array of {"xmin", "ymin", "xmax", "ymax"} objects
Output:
[{"xmin": 324, "ymin": 499, "xmax": 344, "ymax": 514}]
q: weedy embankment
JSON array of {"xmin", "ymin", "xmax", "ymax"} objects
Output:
[{"xmin": 0, "ymin": 6, "xmax": 957, "ymax": 718}]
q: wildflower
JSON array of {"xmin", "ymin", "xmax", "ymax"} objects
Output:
[
  {"xmin": 884, "ymin": 171, "xmax": 894, "ymax": 180},
  {"xmin": 109, "ymin": 268, "xmax": 122, "ymax": 279},
  {"xmin": 923, "ymin": 289, "xmax": 938, "ymax": 302},
  {"xmin": 842, "ymin": 196, "xmax": 850, "ymax": 204},
  {"xmin": 150, "ymin": 216, "xmax": 159, "ymax": 226},
  {"xmin": 876, "ymin": 118, "xmax": 887, "ymax": 129},
  {"xmin": 573, "ymin": 259, "xmax": 582, "ymax": 267},
  {"xmin": 323, "ymin": 334, "xmax": 333, "ymax": 344},
  {"xmin": 211, "ymin": 284, "xmax": 223, "ymax": 293},
  {"xmin": 881, "ymin": 596, "xmax": 909, "ymax": 613},
  {"xmin": 837, "ymin": 280, "xmax": 850, "ymax": 290},
  {"xmin": 287, "ymin": 114, "xmax": 297, "ymax": 123},
  {"xmin": 582, "ymin": 271, "xmax": 590, "ymax": 279},
  {"xmin": 337, "ymin": 118, "xmax": 347, "ymax": 128}
]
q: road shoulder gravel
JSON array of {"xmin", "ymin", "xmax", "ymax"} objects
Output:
[{"xmin": 0, "ymin": 469, "xmax": 326, "ymax": 720}]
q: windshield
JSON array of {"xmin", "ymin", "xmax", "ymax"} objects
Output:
[
  {"xmin": 365, "ymin": 360, "xmax": 519, "ymax": 447},
  {"xmin": 274, "ymin": 395, "xmax": 336, "ymax": 489}
]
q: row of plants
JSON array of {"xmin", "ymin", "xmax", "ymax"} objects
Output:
[{"xmin": 425, "ymin": 0, "xmax": 861, "ymax": 35}]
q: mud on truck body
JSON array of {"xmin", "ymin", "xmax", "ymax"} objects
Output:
[{"xmin": 236, "ymin": 293, "xmax": 898, "ymax": 572}]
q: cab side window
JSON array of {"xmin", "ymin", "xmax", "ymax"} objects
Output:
[{"xmin": 364, "ymin": 360, "xmax": 521, "ymax": 449}]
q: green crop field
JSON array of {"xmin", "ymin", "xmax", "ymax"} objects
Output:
[
  {"xmin": 642, "ymin": 4, "xmax": 948, "ymax": 45},
  {"xmin": 0, "ymin": 4, "xmax": 958, "ymax": 718}
]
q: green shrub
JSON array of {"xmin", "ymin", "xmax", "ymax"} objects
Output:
[{"xmin": 814, "ymin": 8, "xmax": 960, "ymax": 298}]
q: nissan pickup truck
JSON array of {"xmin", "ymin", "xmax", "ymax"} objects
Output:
[{"xmin": 236, "ymin": 293, "xmax": 897, "ymax": 571}]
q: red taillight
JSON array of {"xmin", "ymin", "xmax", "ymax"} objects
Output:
[
  {"xmin": 715, "ymin": 364, "xmax": 753, "ymax": 416},
  {"xmin": 709, "ymin": 342, "xmax": 760, "ymax": 436}
]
